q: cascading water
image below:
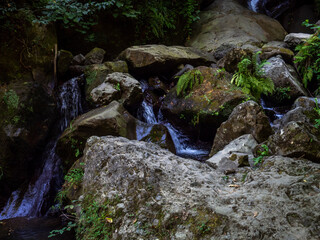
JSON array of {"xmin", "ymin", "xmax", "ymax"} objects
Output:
[
  {"xmin": 136, "ymin": 80, "xmax": 210, "ymax": 160},
  {"xmin": 0, "ymin": 77, "xmax": 83, "ymax": 220},
  {"xmin": 249, "ymin": 0, "xmax": 260, "ymax": 12}
]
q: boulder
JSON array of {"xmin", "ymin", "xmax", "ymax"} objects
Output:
[
  {"xmin": 217, "ymin": 48, "xmax": 254, "ymax": 73},
  {"xmin": 284, "ymin": 33, "xmax": 312, "ymax": 49},
  {"xmin": 65, "ymin": 136, "xmax": 320, "ymax": 239},
  {"xmin": 260, "ymin": 46, "xmax": 294, "ymax": 63},
  {"xmin": 56, "ymin": 101, "xmax": 137, "ymax": 169},
  {"xmin": 71, "ymin": 54, "xmax": 86, "ymax": 66},
  {"xmin": 261, "ymin": 56, "xmax": 308, "ymax": 104},
  {"xmin": 259, "ymin": 121, "xmax": 320, "ymax": 163},
  {"xmin": 210, "ymin": 101, "xmax": 273, "ymax": 155},
  {"xmin": 117, "ymin": 45, "xmax": 214, "ymax": 76},
  {"xmin": 207, "ymin": 134, "xmax": 258, "ymax": 173},
  {"xmin": 90, "ymin": 73, "xmax": 143, "ymax": 111},
  {"xmin": 84, "ymin": 47, "xmax": 106, "ymax": 65},
  {"xmin": 84, "ymin": 61, "xmax": 129, "ymax": 96},
  {"xmin": 161, "ymin": 66, "xmax": 247, "ymax": 141},
  {"xmin": 187, "ymin": 0, "xmax": 287, "ymax": 59}
]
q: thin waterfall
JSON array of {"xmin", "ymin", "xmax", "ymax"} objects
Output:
[{"xmin": 0, "ymin": 77, "xmax": 83, "ymax": 220}]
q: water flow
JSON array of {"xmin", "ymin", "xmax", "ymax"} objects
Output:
[
  {"xmin": 249, "ymin": 0, "xmax": 260, "ymax": 12},
  {"xmin": 0, "ymin": 77, "xmax": 83, "ymax": 220}
]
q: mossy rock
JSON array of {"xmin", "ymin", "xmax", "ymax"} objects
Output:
[{"xmin": 58, "ymin": 49, "xmax": 73, "ymax": 77}]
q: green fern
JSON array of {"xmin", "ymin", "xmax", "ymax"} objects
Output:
[
  {"xmin": 294, "ymin": 20, "xmax": 320, "ymax": 89},
  {"xmin": 231, "ymin": 54, "xmax": 274, "ymax": 100},
  {"xmin": 176, "ymin": 69, "xmax": 203, "ymax": 97}
]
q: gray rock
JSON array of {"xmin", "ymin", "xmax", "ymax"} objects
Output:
[
  {"xmin": 284, "ymin": 33, "xmax": 312, "ymax": 49},
  {"xmin": 71, "ymin": 54, "xmax": 86, "ymax": 66},
  {"xmin": 90, "ymin": 72, "xmax": 143, "ymax": 110},
  {"xmin": 187, "ymin": 0, "xmax": 286, "ymax": 58},
  {"xmin": 66, "ymin": 136, "xmax": 320, "ymax": 239},
  {"xmin": 84, "ymin": 47, "xmax": 106, "ymax": 65},
  {"xmin": 262, "ymin": 56, "xmax": 308, "ymax": 103},
  {"xmin": 211, "ymin": 101, "xmax": 273, "ymax": 155},
  {"xmin": 207, "ymin": 134, "xmax": 258, "ymax": 173}
]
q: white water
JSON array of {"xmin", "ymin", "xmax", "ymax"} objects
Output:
[
  {"xmin": 249, "ymin": 0, "xmax": 260, "ymax": 12},
  {"xmin": 0, "ymin": 77, "xmax": 83, "ymax": 220}
]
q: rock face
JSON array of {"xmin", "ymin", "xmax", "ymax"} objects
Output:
[
  {"xmin": 161, "ymin": 66, "xmax": 247, "ymax": 140},
  {"xmin": 90, "ymin": 72, "xmax": 143, "ymax": 111},
  {"xmin": 84, "ymin": 47, "xmax": 106, "ymax": 65},
  {"xmin": 260, "ymin": 121, "xmax": 320, "ymax": 163},
  {"xmin": 118, "ymin": 45, "xmax": 214, "ymax": 76},
  {"xmin": 284, "ymin": 33, "xmax": 312, "ymax": 49},
  {"xmin": 187, "ymin": 0, "xmax": 287, "ymax": 59},
  {"xmin": 207, "ymin": 134, "xmax": 258, "ymax": 173},
  {"xmin": 211, "ymin": 101, "xmax": 273, "ymax": 155},
  {"xmin": 67, "ymin": 136, "xmax": 320, "ymax": 239},
  {"xmin": 261, "ymin": 56, "xmax": 308, "ymax": 104},
  {"xmin": 56, "ymin": 101, "xmax": 137, "ymax": 169}
]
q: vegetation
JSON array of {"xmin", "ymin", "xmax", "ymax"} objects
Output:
[
  {"xmin": 231, "ymin": 53, "xmax": 274, "ymax": 100},
  {"xmin": 253, "ymin": 144, "xmax": 269, "ymax": 166},
  {"xmin": 273, "ymin": 87, "xmax": 291, "ymax": 102},
  {"xmin": 314, "ymin": 98, "xmax": 320, "ymax": 128},
  {"xmin": 176, "ymin": 69, "xmax": 204, "ymax": 97},
  {"xmin": 294, "ymin": 20, "xmax": 320, "ymax": 91}
]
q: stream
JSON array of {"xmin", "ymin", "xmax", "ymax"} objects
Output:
[{"xmin": 0, "ymin": 77, "xmax": 83, "ymax": 239}]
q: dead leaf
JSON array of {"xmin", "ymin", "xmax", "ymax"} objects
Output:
[
  {"xmin": 253, "ymin": 212, "xmax": 258, "ymax": 218},
  {"xmin": 106, "ymin": 217, "xmax": 113, "ymax": 223},
  {"xmin": 228, "ymin": 184, "xmax": 240, "ymax": 188}
]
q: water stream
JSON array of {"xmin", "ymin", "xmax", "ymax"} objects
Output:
[{"xmin": 0, "ymin": 77, "xmax": 82, "ymax": 238}]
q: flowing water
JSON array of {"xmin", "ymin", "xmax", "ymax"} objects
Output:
[
  {"xmin": 136, "ymin": 80, "xmax": 210, "ymax": 160},
  {"xmin": 0, "ymin": 77, "xmax": 82, "ymax": 239}
]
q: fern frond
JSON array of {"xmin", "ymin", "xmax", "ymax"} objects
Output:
[{"xmin": 176, "ymin": 69, "xmax": 203, "ymax": 97}]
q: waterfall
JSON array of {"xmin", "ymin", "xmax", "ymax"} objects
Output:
[
  {"xmin": 249, "ymin": 0, "xmax": 260, "ymax": 12},
  {"xmin": 0, "ymin": 77, "xmax": 83, "ymax": 220}
]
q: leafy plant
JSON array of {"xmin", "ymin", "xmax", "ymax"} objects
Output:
[
  {"xmin": 294, "ymin": 20, "xmax": 320, "ymax": 90},
  {"xmin": 253, "ymin": 144, "xmax": 269, "ymax": 166},
  {"xmin": 176, "ymin": 69, "xmax": 203, "ymax": 97},
  {"xmin": 49, "ymin": 221, "xmax": 77, "ymax": 238},
  {"xmin": 231, "ymin": 53, "xmax": 274, "ymax": 100},
  {"xmin": 273, "ymin": 87, "xmax": 291, "ymax": 102},
  {"xmin": 3, "ymin": 89, "xmax": 19, "ymax": 110}
]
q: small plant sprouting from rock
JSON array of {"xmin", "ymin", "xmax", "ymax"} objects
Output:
[
  {"xmin": 274, "ymin": 87, "xmax": 291, "ymax": 102},
  {"xmin": 231, "ymin": 52, "xmax": 274, "ymax": 100},
  {"xmin": 253, "ymin": 144, "xmax": 269, "ymax": 166},
  {"xmin": 176, "ymin": 69, "xmax": 203, "ymax": 97}
]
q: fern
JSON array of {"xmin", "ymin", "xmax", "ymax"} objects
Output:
[
  {"xmin": 176, "ymin": 69, "xmax": 203, "ymax": 97},
  {"xmin": 294, "ymin": 20, "xmax": 320, "ymax": 89},
  {"xmin": 231, "ymin": 53, "xmax": 274, "ymax": 100}
]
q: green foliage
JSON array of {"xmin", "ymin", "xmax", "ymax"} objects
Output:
[
  {"xmin": 273, "ymin": 87, "xmax": 291, "ymax": 102},
  {"xmin": 3, "ymin": 89, "xmax": 19, "ymax": 110},
  {"xmin": 48, "ymin": 221, "xmax": 77, "ymax": 238},
  {"xmin": 294, "ymin": 20, "xmax": 320, "ymax": 90},
  {"xmin": 176, "ymin": 69, "xmax": 204, "ymax": 97},
  {"xmin": 314, "ymin": 98, "xmax": 320, "ymax": 128},
  {"xmin": 231, "ymin": 53, "xmax": 274, "ymax": 100},
  {"xmin": 253, "ymin": 144, "xmax": 269, "ymax": 166}
]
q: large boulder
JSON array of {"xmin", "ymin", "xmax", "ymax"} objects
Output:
[
  {"xmin": 284, "ymin": 33, "xmax": 312, "ymax": 49},
  {"xmin": 117, "ymin": 45, "xmax": 214, "ymax": 76},
  {"xmin": 210, "ymin": 101, "xmax": 273, "ymax": 155},
  {"xmin": 84, "ymin": 47, "xmax": 106, "ymax": 65},
  {"xmin": 65, "ymin": 136, "xmax": 320, "ymax": 239},
  {"xmin": 56, "ymin": 101, "xmax": 137, "ymax": 169},
  {"xmin": 161, "ymin": 66, "xmax": 247, "ymax": 141},
  {"xmin": 261, "ymin": 56, "xmax": 308, "ymax": 104},
  {"xmin": 187, "ymin": 0, "xmax": 287, "ymax": 60},
  {"xmin": 207, "ymin": 134, "xmax": 258, "ymax": 173},
  {"xmin": 259, "ymin": 121, "xmax": 320, "ymax": 163},
  {"xmin": 90, "ymin": 72, "xmax": 143, "ymax": 111}
]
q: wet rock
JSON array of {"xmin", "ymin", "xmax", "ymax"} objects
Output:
[
  {"xmin": 261, "ymin": 56, "xmax": 308, "ymax": 104},
  {"xmin": 161, "ymin": 66, "xmax": 247, "ymax": 141},
  {"xmin": 187, "ymin": 0, "xmax": 286, "ymax": 59},
  {"xmin": 66, "ymin": 136, "xmax": 320, "ymax": 239},
  {"xmin": 90, "ymin": 72, "xmax": 143, "ymax": 111},
  {"xmin": 142, "ymin": 124, "xmax": 176, "ymax": 154},
  {"xmin": 284, "ymin": 33, "xmax": 312, "ymax": 49},
  {"xmin": 84, "ymin": 47, "xmax": 106, "ymax": 65},
  {"xmin": 207, "ymin": 134, "xmax": 257, "ymax": 173},
  {"xmin": 84, "ymin": 61, "xmax": 129, "ymax": 97},
  {"xmin": 56, "ymin": 101, "xmax": 137, "ymax": 169},
  {"xmin": 259, "ymin": 121, "xmax": 320, "ymax": 163},
  {"xmin": 211, "ymin": 101, "xmax": 273, "ymax": 155},
  {"xmin": 118, "ymin": 44, "xmax": 214, "ymax": 76}
]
